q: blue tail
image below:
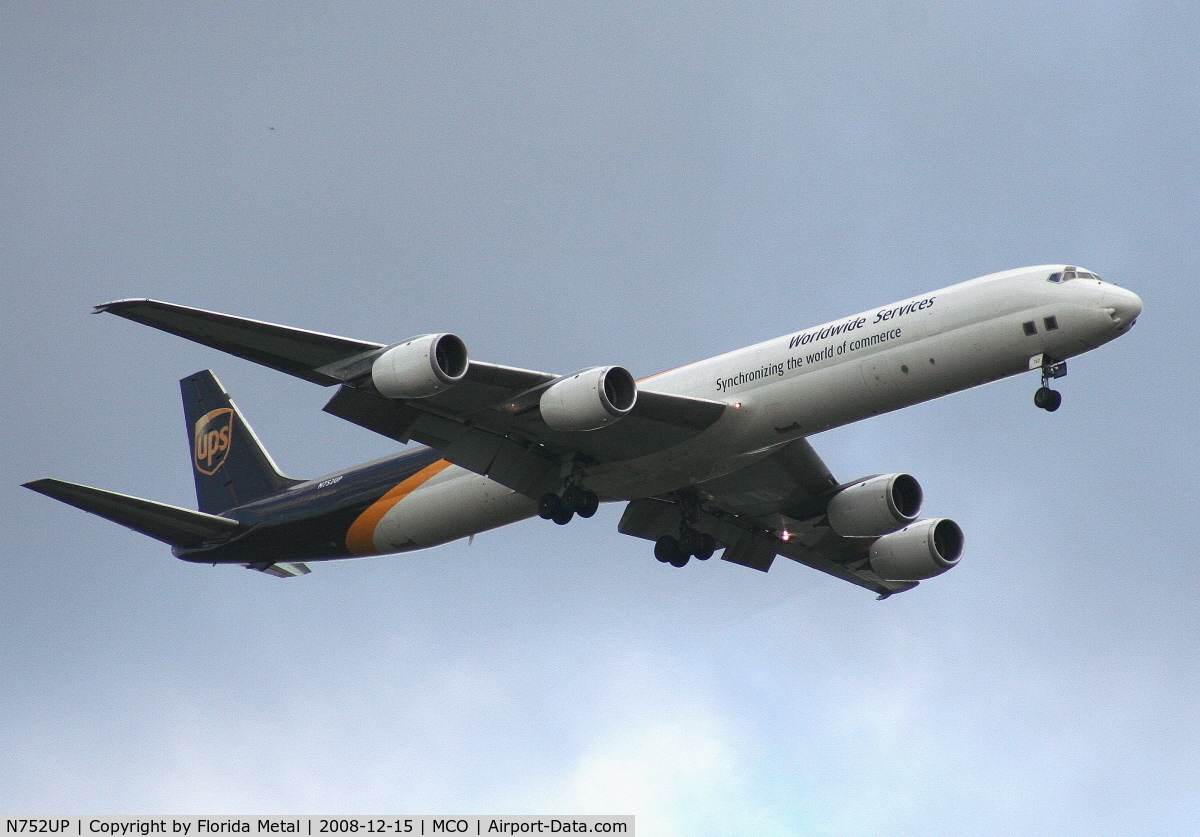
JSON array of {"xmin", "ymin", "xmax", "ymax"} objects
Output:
[{"xmin": 180, "ymin": 370, "xmax": 301, "ymax": 514}]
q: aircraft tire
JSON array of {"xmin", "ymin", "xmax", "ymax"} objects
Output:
[
  {"xmin": 1034, "ymin": 386, "xmax": 1062, "ymax": 411},
  {"xmin": 577, "ymin": 490, "xmax": 600, "ymax": 518},
  {"xmin": 552, "ymin": 508, "xmax": 574, "ymax": 525},
  {"xmin": 695, "ymin": 533, "xmax": 716, "ymax": 561},
  {"xmin": 655, "ymin": 535, "xmax": 681, "ymax": 563},
  {"xmin": 538, "ymin": 492, "xmax": 562, "ymax": 520},
  {"xmin": 562, "ymin": 485, "xmax": 586, "ymax": 512}
]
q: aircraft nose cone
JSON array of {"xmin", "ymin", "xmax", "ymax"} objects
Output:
[{"xmin": 1107, "ymin": 286, "xmax": 1143, "ymax": 328}]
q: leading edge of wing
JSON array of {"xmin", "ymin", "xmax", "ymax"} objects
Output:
[{"xmin": 96, "ymin": 298, "xmax": 384, "ymax": 385}]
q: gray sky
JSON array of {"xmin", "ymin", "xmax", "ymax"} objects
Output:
[{"xmin": 4, "ymin": 2, "xmax": 1198, "ymax": 834}]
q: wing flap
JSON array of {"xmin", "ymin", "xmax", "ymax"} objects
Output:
[
  {"xmin": 245, "ymin": 561, "xmax": 312, "ymax": 578},
  {"xmin": 772, "ymin": 535, "xmax": 919, "ymax": 597},
  {"xmin": 324, "ymin": 380, "xmax": 727, "ymax": 486},
  {"xmin": 322, "ymin": 385, "xmax": 561, "ymax": 497},
  {"xmin": 618, "ymin": 497, "xmax": 916, "ymax": 597}
]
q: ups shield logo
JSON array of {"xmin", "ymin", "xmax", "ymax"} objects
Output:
[{"xmin": 194, "ymin": 408, "xmax": 234, "ymax": 475}]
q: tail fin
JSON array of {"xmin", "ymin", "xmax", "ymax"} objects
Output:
[
  {"xmin": 22, "ymin": 478, "xmax": 241, "ymax": 548},
  {"xmin": 181, "ymin": 370, "xmax": 301, "ymax": 513}
]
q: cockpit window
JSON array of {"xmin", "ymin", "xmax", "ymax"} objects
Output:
[{"xmin": 1048, "ymin": 267, "xmax": 1101, "ymax": 283}]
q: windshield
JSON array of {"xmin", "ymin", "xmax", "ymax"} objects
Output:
[{"xmin": 1048, "ymin": 267, "xmax": 1102, "ymax": 283}]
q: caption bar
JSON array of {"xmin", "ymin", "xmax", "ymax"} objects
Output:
[{"xmin": 5, "ymin": 819, "xmax": 632, "ymax": 837}]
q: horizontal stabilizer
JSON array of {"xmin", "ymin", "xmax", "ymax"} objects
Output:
[
  {"xmin": 96, "ymin": 299, "xmax": 383, "ymax": 385},
  {"xmin": 23, "ymin": 478, "xmax": 242, "ymax": 549}
]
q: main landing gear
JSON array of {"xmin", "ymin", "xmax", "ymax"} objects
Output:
[
  {"xmin": 538, "ymin": 484, "xmax": 600, "ymax": 525},
  {"xmin": 654, "ymin": 527, "xmax": 716, "ymax": 568},
  {"xmin": 651, "ymin": 489, "xmax": 716, "ymax": 568},
  {"xmin": 1034, "ymin": 355, "xmax": 1067, "ymax": 412}
]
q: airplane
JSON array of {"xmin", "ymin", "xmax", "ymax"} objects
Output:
[{"xmin": 24, "ymin": 265, "xmax": 1141, "ymax": 597}]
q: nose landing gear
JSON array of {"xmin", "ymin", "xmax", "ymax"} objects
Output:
[
  {"xmin": 1032, "ymin": 354, "xmax": 1067, "ymax": 412},
  {"xmin": 1034, "ymin": 386, "xmax": 1062, "ymax": 412}
]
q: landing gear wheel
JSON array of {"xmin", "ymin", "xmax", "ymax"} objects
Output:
[
  {"xmin": 561, "ymin": 485, "xmax": 587, "ymax": 512},
  {"xmin": 552, "ymin": 508, "xmax": 574, "ymax": 525},
  {"xmin": 655, "ymin": 535, "xmax": 687, "ymax": 566},
  {"xmin": 1034, "ymin": 386, "xmax": 1062, "ymax": 412},
  {"xmin": 679, "ymin": 528, "xmax": 705, "ymax": 558},
  {"xmin": 577, "ymin": 490, "xmax": 600, "ymax": 518},
  {"xmin": 538, "ymin": 492, "xmax": 562, "ymax": 520},
  {"xmin": 694, "ymin": 533, "xmax": 716, "ymax": 561}
]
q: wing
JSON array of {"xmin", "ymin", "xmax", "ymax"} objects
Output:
[
  {"xmin": 617, "ymin": 438, "xmax": 921, "ymax": 598},
  {"xmin": 98, "ymin": 299, "xmax": 727, "ymax": 497},
  {"xmin": 95, "ymin": 298, "xmax": 384, "ymax": 385}
]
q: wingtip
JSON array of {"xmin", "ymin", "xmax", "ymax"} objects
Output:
[
  {"xmin": 93, "ymin": 298, "xmax": 161, "ymax": 315},
  {"xmin": 22, "ymin": 478, "xmax": 78, "ymax": 502},
  {"xmin": 23, "ymin": 478, "xmax": 87, "ymax": 499}
]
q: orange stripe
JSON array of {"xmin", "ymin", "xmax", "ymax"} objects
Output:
[{"xmin": 345, "ymin": 459, "xmax": 453, "ymax": 556}]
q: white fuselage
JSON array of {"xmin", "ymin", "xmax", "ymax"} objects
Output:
[{"xmin": 363, "ymin": 265, "xmax": 1141, "ymax": 554}]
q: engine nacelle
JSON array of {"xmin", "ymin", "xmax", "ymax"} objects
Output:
[
  {"xmin": 826, "ymin": 473, "xmax": 922, "ymax": 537},
  {"xmin": 539, "ymin": 366, "xmax": 637, "ymax": 432},
  {"xmin": 869, "ymin": 518, "xmax": 963, "ymax": 581},
  {"xmin": 371, "ymin": 333, "xmax": 468, "ymax": 399}
]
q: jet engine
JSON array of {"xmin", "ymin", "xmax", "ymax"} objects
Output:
[
  {"xmin": 371, "ymin": 333, "xmax": 469, "ymax": 398},
  {"xmin": 826, "ymin": 473, "xmax": 923, "ymax": 537},
  {"xmin": 868, "ymin": 518, "xmax": 963, "ymax": 581},
  {"xmin": 539, "ymin": 366, "xmax": 637, "ymax": 432}
]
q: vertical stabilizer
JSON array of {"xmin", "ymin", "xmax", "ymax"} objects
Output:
[{"xmin": 181, "ymin": 371, "xmax": 301, "ymax": 514}]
